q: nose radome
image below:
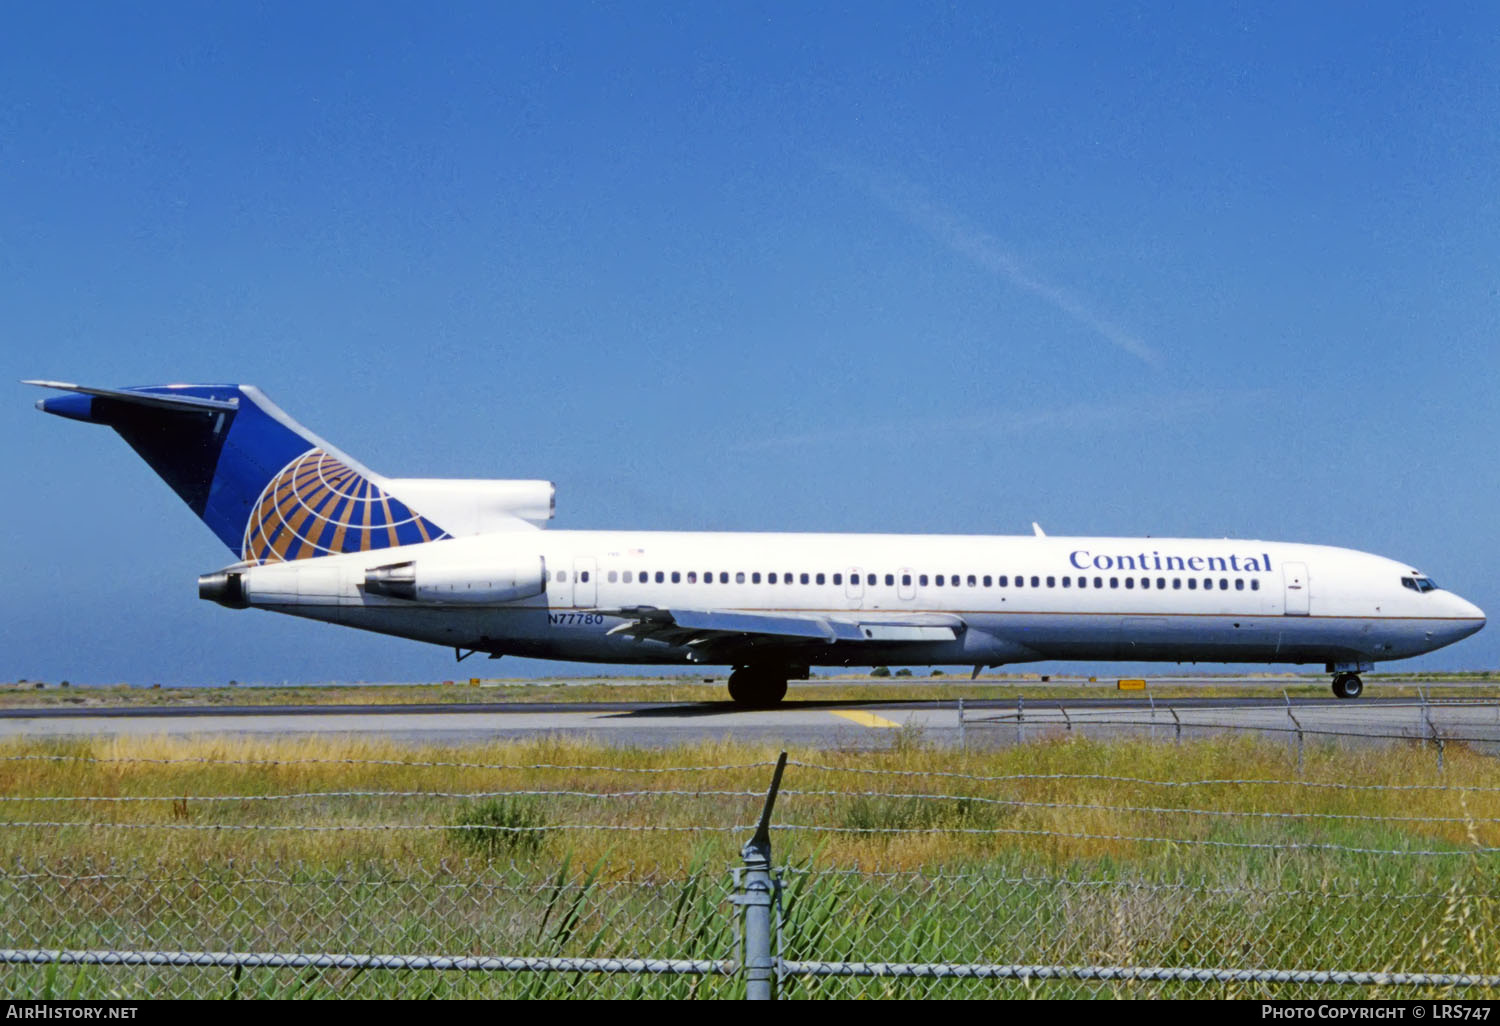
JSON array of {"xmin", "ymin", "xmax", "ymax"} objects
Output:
[{"xmin": 1454, "ymin": 595, "xmax": 1486, "ymax": 634}]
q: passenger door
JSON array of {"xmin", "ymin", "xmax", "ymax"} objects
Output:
[{"xmin": 844, "ymin": 567, "xmax": 864, "ymax": 610}]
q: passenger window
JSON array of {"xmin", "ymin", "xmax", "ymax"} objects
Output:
[
  {"xmin": 623, "ymin": 571, "xmax": 633, "ymax": 583},
  {"xmin": 1015, "ymin": 576, "xmax": 1024, "ymax": 588},
  {"xmin": 1125, "ymin": 578, "xmax": 1135, "ymax": 589},
  {"xmin": 1110, "ymin": 578, "xmax": 1119, "ymax": 588},
  {"xmin": 935, "ymin": 575, "xmax": 944, "ymax": 587},
  {"xmin": 1219, "ymin": 579, "xmax": 1228, "ymax": 590},
  {"xmin": 752, "ymin": 572, "xmax": 761, "ymax": 584},
  {"xmin": 768, "ymin": 573, "xmax": 777, "ymax": 584},
  {"xmin": 800, "ymin": 573, "xmax": 810, "ymax": 585},
  {"xmin": 1046, "ymin": 576, "xmax": 1055, "ymax": 588},
  {"xmin": 1157, "ymin": 578, "xmax": 1166, "ymax": 589},
  {"xmin": 901, "ymin": 574, "xmax": 911, "ymax": 587},
  {"xmin": 967, "ymin": 575, "xmax": 977, "ymax": 587},
  {"xmin": 919, "ymin": 575, "xmax": 929, "ymax": 587},
  {"xmin": 833, "ymin": 573, "xmax": 842, "ymax": 585},
  {"xmin": 1188, "ymin": 579, "xmax": 1197, "ymax": 590},
  {"xmin": 886, "ymin": 574, "xmax": 895, "ymax": 586},
  {"xmin": 867, "ymin": 573, "xmax": 876, "ymax": 586},
  {"xmin": 1077, "ymin": 576, "xmax": 1087, "ymax": 589},
  {"xmin": 737, "ymin": 572, "xmax": 746, "ymax": 584},
  {"xmin": 581, "ymin": 571, "xmax": 590, "ymax": 582},
  {"xmin": 999, "ymin": 575, "xmax": 1008, "ymax": 587},
  {"xmin": 687, "ymin": 572, "xmax": 697, "ymax": 583},
  {"xmin": 815, "ymin": 573, "xmax": 825, "ymax": 585},
  {"xmin": 608, "ymin": 571, "xmax": 618, "ymax": 583},
  {"xmin": 1251, "ymin": 579, "xmax": 1260, "ymax": 591},
  {"xmin": 703, "ymin": 572, "xmax": 712, "ymax": 585},
  {"xmin": 1062, "ymin": 576, "xmax": 1071, "ymax": 588},
  {"xmin": 983, "ymin": 575, "xmax": 992, "ymax": 587},
  {"xmin": 1140, "ymin": 578, "xmax": 1150, "ymax": 589},
  {"xmin": 557, "ymin": 570, "xmax": 568, "ymax": 583},
  {"xmin": 654, "ymin": 571, "xmax": 664, "ymax": 583},
  {"xmin": 720, "ymin": 572, "xmax": 729, "ymax": 583},
  {"xmin": 1030, "ymin": 576, "xmax": 1040, "ymax": 587},
  {"xmin": 1235, "ymin": 579, "xmax": 1244, "ymax": 590},
  {"xmin": 671, "ymin": 571, "xmax": 680, "ymax": 583},
  {"xmin": 1172, "ymin": 578, "xmax": 1181, "ymax": 590}
]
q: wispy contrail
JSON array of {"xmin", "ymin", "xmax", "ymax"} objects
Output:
[{"xmin": 837, "ymin": 163, "xmax": 1160, "ymax": 367}]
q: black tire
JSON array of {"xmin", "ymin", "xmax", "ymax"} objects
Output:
[
  {"xmin": 1331, "ymin": 673, "xmax": 1364, "ymax": 700},
  {"xmin": 726, "ymin": 668, "xmax": 788, "ymax": 707}
]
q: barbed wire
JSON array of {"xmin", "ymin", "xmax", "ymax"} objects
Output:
[
  {"xmin": 0, "ymin": 820, "xmax": 749, "ymax": 833},
  {"xmin": 768, "ymin": 822, "xmax": 1498, "ymax": 856},
  {"xmin": 2, "ymin": 815, "xmax": 1493, "ymax": 856},
  {"xmin": 3, "ymin": 788, "xmax": 1495, "ymax": 828},
  {"xmin": 0, "ymin": 789, "xmax": 764, "ymax": 803},
  {"xmin": 0, "ymin": 753, "xmax": 777, "ymax": 773},
  {"xmin": 963, "ymin": 713, "xmax": 1500, "ymax": 745},
  {"xmin": 785, "ymin": 759, "xmax": 1500, "ymax": 792}
]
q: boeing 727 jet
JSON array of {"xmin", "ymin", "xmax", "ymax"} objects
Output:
[{"xmin": 28, "ymin": 380, "xmax": 1486, "ymax": 704}]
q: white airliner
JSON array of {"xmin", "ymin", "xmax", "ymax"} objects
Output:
[{"xmin": 29, "ymin": 380, "xmax": 1486, "ymax": 704}]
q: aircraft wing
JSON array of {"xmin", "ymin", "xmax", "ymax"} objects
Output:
[{"xmin": 601, "ymin": 606, "xmax": 963, "ymax": 660}]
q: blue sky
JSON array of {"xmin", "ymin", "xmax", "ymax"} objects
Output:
[{"xmin": 4, "ymin": 3, "xmax": 1498, "ymax": 684}]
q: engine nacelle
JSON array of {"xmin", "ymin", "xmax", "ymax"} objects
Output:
[
  {"xmin": 364, "ymin": 555, "xmax": 546, "ymax": 604},
  {"xmin": 382, "ymin": 478, "xmax": 555, "ymax": 533}
]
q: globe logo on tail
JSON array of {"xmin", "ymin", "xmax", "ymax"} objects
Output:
[{"xmin": 242, "ymin": 449, "xmax": 447, "ymax": 564}]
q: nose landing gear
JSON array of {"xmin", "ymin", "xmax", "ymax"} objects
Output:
[{"xmin": 1331, "ymin": 672, "xmax": 1364, "ymax": 699}]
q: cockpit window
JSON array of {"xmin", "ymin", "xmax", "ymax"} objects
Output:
[{"xmin": 1401, "ymin": 575, "xmax": 1440, "ymax": 593}]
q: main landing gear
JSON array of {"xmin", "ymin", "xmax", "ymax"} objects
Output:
[
  {"xmin": 1331, "ymin": 672, "xmax": 1364, "ymax": 700},
  {"xmin": 727, "ymin": 667, "xmax": 789, "ymax": 708}
]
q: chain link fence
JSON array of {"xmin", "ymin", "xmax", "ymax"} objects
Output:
[{"xmin": 3, "ymin": 738, "xmax": 1500, "ymax": 999}]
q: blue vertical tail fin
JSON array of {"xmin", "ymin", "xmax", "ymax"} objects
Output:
[{"xmin": 28, "ymin": 381, "xmax": 448, "ymax": 563}]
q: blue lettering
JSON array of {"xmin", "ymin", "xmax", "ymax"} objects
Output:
[{"xmin": 1069, "ymin": 550, "xmax": 1090, "ymax": 570}]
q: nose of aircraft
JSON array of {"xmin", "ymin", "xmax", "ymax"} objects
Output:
[{"xmin": 1451, "ymin": 593, "xmax": 1486, "ymax": 639}]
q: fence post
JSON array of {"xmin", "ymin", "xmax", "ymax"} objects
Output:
[
  {"xmin": 1283, "ymin": 690, "xmax": 1304, "ymax": 776},
  {"xmin": 958, "ymin": 697, "xmax": 965, "ymax": 750},
  {"xmin": 1420, "ymin": 689, "xmax": 1445, "ymax": 773},
  {"xmin": 1169, "ymin": 705, "xmax": 1181, "ymax": 745},
  {"xmin": 738, "ymin": 751, "xmax": 787, "ymax": 1000},
  {"xmin": 1016, "ymin": 694, "xmax": 1024, "ymax": 746}
]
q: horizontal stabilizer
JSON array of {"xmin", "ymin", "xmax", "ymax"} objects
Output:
[{"xmin": 25, "ymin": 380, "xmax": 239, "ymax": 414}]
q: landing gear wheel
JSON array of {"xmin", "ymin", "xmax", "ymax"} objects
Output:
[
  {"xmin": 1331, "ymin": 673, "xmax": 1364, "ymax": 700},
  {"xmin": 726, "ymin": 667, "xmax": 789, "ymax": 707}
]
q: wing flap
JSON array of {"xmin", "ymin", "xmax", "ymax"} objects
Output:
[{"xmin": 598, "ymin": 607, "xmax": 962, "ymax": 653}]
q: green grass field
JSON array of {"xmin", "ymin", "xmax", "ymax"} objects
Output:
[{"xmin": 2, "ymin": 731, "xmax": 1499, "ymax": 997}]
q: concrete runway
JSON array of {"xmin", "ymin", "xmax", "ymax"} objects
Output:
[{"xmin": 3, "ymin": 679, "xmax": 1499, "ymax": 750}]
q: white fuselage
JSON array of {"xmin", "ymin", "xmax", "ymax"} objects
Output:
[{"xmin": 221, "ymin": 531, "xmax": 1486, "ymax": 672}]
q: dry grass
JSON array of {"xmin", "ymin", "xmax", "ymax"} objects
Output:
[
  {"xmin": 5, "ymin": 732, "xmax": 1500, "ymax": 998},
  {"xmin": 2, "ymin": 731, "xmax": 1499, "ymax": 875}
]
